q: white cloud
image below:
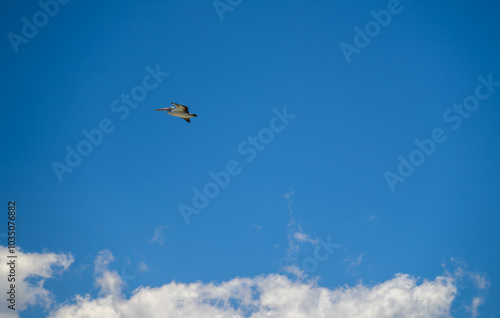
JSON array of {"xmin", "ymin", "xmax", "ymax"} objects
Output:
[
  {"xmin": 282, "ymin": 189, "xmax": 318, "ymax": 259},
  {"xmin": 293, "ymin": 232, "xmax": 319, "ymax": 245},
  {"xmin": 137, "ymin": 261, "xmax": 149, "ymax": 273},
  {"xmin": 467, "ymin": 296, "xmax": 484, "ymax": 318},
  {"xmin": 148, "ymin": 225, "xmax": 166, "ymax": 246},
  {"xmin": 93, "ymin": 250, "xmax": 123, "ymax": 297},
  {"xmin": 251, "ymin": 224, "xmax": 262, "ymax": 231},
  {"xmin": 281, "ymin": 189, "xmax": 342, "ymax": 279},
  {"xmin": 0, "ymin": 247, "xmax": 488, "ymax": 318},
  {"xmin": 0, "ymin": 246, "xmax": 73, "ymax": 317},
  {"xmin": 344, "ymin": 253, "xmax": 364, "ymax": 271},
  {"xmin": 442, "ymin": 257, "xmax": 489, "ymax": 316},
  {"xmin": 94, "ymin": 250, "xmax": 114, "ymax": 274},
  {"xmin": 282, "ymin": 189, "xmax": 295, "ymax": 201},
  {"xmin": 48, "ymin": 271, "xmax": 460, "ymax": 318},
  {"xmin": 95, "ymin": 271, "xmax": 124, "ymax": 297},
  {"xmin": 468, "ymin": 272, "xmax": 489, "ymax": 290},
  {"xmin": 282, "ymin": 265, "xmax": 307, "ymax": 279}
]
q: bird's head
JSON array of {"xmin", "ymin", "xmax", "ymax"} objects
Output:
[{"xmin": 155, "ymin": 107, "xmax": 174, "ymax": 112}]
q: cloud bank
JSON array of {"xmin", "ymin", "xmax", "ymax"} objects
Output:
[
  {"xmin": 49, "ymin": 260, "xmax": 458, "ymax": 318},
  {"xmin": 0, "ymin": 247, "xmax": 488, "ymax": 318}
]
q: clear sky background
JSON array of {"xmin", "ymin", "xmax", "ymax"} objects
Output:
[{"xmin": 1, "ymin": 1, "xmax": 499, "ymax": 317}]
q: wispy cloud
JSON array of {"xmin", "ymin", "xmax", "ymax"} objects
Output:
[
  {"xmin": 468, "ymin": 296, "xmax": 484, "ymax": 318},
  {"xmin": 282, "ymin": 265, "xmax": 307, "ymax": 280},
  {"xmin": 251, "ymin": 224, "xmax": 262, "ymax": 231},
  {"xmin": 468, "ymin": 272, "xmax": 489, "ymax": 290},
  {"xmin": 287, "ymin": 224, "xmax": 318, "ymax": 258},
  {"xmin": 363, "ymin": 211, "xmax": 377, "ymax": 221},
  {"xmin": 445, "ymin": 258, "xmax": 490, "ymax": 290},
  {"xmin": 284, "ymin": 189, "xmax": 297, "ymax": 256},
  {"xmin": 442, "ymin": 257, "xmax": 490, "ymax": 317},
  {"xmin": 137, "ymin": 261, "xmax": 150, "ymax": 274},
  {"xmin": 293, "ymin": 232, "xmax": 319, "ymax": 245},
  {"xmin": 283, "ymin": 189, "xmax": 316, "ymax": 258},
  {"xmin": 94, "ymin": 250, "xmax": 114, "ymax": 273},
  {"xmin": 148, "ymin": 225, "xmax": 170, "ymax": 247},
  {"xmin": 282, "ymin": 189, "xmax": 295, "ymax": 201},
  {"xmin": 344, "ymin": 253, "xmax": 365, "ymax": 271},
  {"xmin": 281, "ymin": 189, "xmax": 341, "ymax": 279}
]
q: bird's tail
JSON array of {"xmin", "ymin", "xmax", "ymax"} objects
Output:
[{"xmin": 192, "ymin": 114, "xmax": 197, "ymax": 117}]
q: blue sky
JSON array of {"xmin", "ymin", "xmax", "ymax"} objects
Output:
[{"xmin": 1, "ymin": 1, "xmax": 499, "ymax": 317}]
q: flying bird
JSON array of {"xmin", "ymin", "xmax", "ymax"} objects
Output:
[{"xmin": 155, "ymin": 102, "xmax": 197, "ymax": 123}]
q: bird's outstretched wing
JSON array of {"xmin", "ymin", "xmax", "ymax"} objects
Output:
[{"xmin": 171, "ymin": 102, "xmax": 189, "ymax": 113}]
